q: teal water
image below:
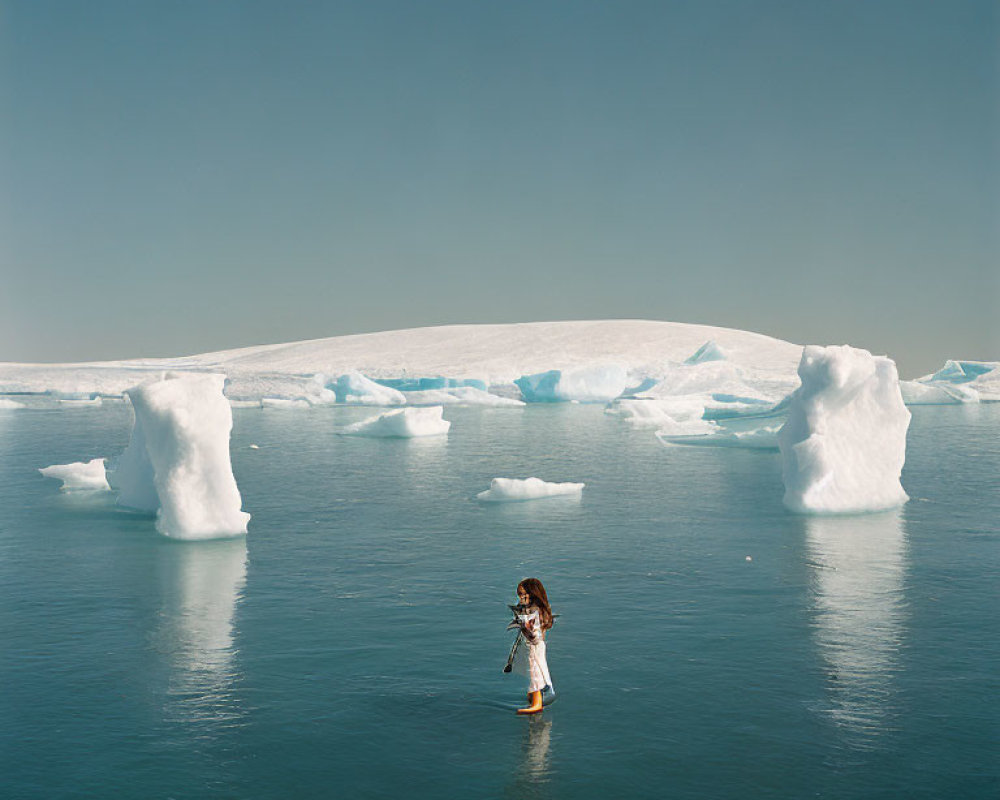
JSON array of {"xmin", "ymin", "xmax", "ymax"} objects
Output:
[{"xmin": 1, "ymin": 403, "xmax": 997, "ymax": 799}]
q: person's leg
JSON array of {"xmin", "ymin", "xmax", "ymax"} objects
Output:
[{"xmin": 517, "ymin": 691, "xmax": 543, "ymax": 714}]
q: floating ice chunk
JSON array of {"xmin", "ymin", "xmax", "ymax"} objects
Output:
[
  {"xmin": 657, "ymin": 422, "xmax": 782, "ymax": 449},
  {"xmin": 326, "ymin": 371, "xmax": 406, "ymax": 405},
  {"xmin": 902, "ymin": 360, "xmax": 999, "ymax": 404},
  {"xmin": 39, "ymin": 458, "xmax": 110, "ymax": 490},
  {"xmin": 403, "ymin": 386, "xmax": 525, "ymax": 407},
  {"xmin": 778, "ymin": 346, "xmax": 910, "ymax": 514},
  {"xmin": 927, "ymin": 360, "xmax": 994, "ymax": 383},
  {"xmin": 899, "ymin": 380, "xmax": 977, "ymax": 404},
  {"xmin": 606, "ymin": 396, "xmax": 717, "ymax": 432},
  {"xmin": 515, "ymin": 364, "xmax": 629, "ymax": 403},
  {"xmin": 685, "ymin": 340, "xmax": 728, "ymax": 365},
  {"xmin": 340, "ymin": 406, "xmax": 451, "ymax": 437},
  {"xmin": 114, "ymin": 373, "xmax": 250, "ymax": 539},
  {"xmin": 58, "ymin": 396, "xmax": 102, "ymax": 406},
  {"xmin": 261, "ymin": 397, "xmax": 311, "ymax": 409},
  {"xmin": 477, "ymin": 477, "xmax": 585, "ymax": 502},
  {"xmin": 0, "ymin": 398, "xmax": 24, "ymax": 409}
]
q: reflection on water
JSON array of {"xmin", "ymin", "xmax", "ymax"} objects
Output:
[
  {"xmin": 805, "ymin": 510, "xmax": 907, "ymax": 742},
  {"xmin": 522, "ymin": 716, "xmax": 553, "ymax": 778},
  {"xmin": 505, "ymin": 717, "xmax": 553, "ymax": 797},
  {"xmin": 156, "ymin": 538, "xmax": 248, "ymax": 724}
]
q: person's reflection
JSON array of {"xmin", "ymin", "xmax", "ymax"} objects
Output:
[
  {"xmin": 805, "ymin": 510, "xmax": 907, "ymax": 741},
  {"xmin": 522, "ymin": 715, "xmax": 553, "ymax": 778},
  {"xmin": 157, "ymin": 537, "xmax": 248, "ymax": 722},
  {"xmin": 505, "ymin": 716, "xmax": 553, "ymax": 798}
]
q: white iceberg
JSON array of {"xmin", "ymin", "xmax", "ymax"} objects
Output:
[
  {"xmin": 340, "ymin": 406, "xmax": 451, "ymax": 438},
  {"xmin": 112, "ymin": 373, "xmax": 250, "ymax": 539},
  {"xmin": 477, "ymin": 477, "xmax": 585, "ymax": 502},
  {"xmin": 516, "ymin": 364, "xmax": 630, "ymax": 403},
  {"xmin": 606, "ymin": 396, "xmax": 718, "ymax": 432},
  {"xmin": 39, "ymin": 458, "xmax": 110, "ymax": 491},
  {"xmin": 109, "ymin": 409, "xmax": 159, "ymax": 512},
  {"xmin": 0, "ymin": 398, "xmax": 24, "ymax": 409},
  {"xmin": 608, "ymin": 356, "xmax": 796, "ymax": 444},
  {"xmin": 901, "ymin": 359, "xmax": 999, "ymax": 404},
  {"xmin": 329, "ymin": 371, "xmax": 406, "ymax": 405},
  {"xmin": 657, "ymin": 422, "xmax": 783, "ymax": 449},
  {"xmin": 778, "ymin": 345, "xmax": 910, "ymax": 514}
]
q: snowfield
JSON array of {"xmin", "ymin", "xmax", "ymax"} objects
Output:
[{"xmin": 0, "ymin": 320, "xmax": 804, "ymax": 402}]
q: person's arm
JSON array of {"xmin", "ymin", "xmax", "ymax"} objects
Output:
[{"xmin": 519, "ymin": 608, "xmax": 540, "ymax": 642}]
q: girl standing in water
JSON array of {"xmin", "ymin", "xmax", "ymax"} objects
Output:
[{"xmin": 512, "ymin": 578, "xmax": 554, "ymax": 714}]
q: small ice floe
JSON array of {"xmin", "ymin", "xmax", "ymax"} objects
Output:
[
  {"xmin": 261, "ymin": 397, "xmax": 311, "ymax": 409},
  {"xmin": 745, "ymin": 556, "xmax": 753, "ymax": 562},
  {"xmin": 339, "ymin": 406, "xmax": 451, "ymax": 438},
  {"xmin": 249, "ymin": 444, "xmax": 260, "ymax": 450},
  {"xmin": 39, "ymin": 458, "xmax": 110, "ymax": 491},
  {"xmin": 477, "ymin": 477, "xmax": 585, "ymax": 503},
  {"xmin": 57, "ymin": 397, "xmax": 102, "ymax": 407}
]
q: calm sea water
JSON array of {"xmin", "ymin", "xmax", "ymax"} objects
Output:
[{"xmin": 1, "ymin": 402, "xmax": 997, "ymax": 799}]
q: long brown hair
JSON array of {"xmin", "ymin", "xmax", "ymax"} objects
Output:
[{"xmin": 518, "ymin": 578, "xmax": 553, "ymax": 630}]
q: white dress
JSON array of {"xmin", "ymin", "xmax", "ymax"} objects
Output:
[{"xmin": 514, "ymin": 609, "xmax": 554, "ymax": 694}]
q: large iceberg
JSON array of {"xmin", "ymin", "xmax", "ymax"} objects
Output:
[
  {"xmin": 516, "ymin": 364, "xmax": 630, "ymax": 403},
  {"xmin": 111, "ymin": 373, "xmax": 250, "ymax": 539},
  {"xmin": 340, "ymin": 406, "xmax": 451, "ymax": 437},
  {"xmin": 0, "ymin": 398, "xmax": 24, "ymax": 409},
  {"xmin": 900, "ymin": 360, "xmax": 999, "ymax": 404},
  {"xmin": 477, "ymin": 477, "xmax": 585, "ymax": 502},
  {"xmin": 39, "ymin": 458, "xmax": 110, "ymax": 491},
  {"xmin": 778, "ymin": 346, "xmax": 910, "ymax": 514}
]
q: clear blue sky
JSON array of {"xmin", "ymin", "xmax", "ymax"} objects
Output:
[{"xmin": 1, "ymin": 0, "xmax": 996, "ymax": 376}]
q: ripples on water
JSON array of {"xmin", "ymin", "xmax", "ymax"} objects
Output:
[{"xmin": 0, "ymin": 403, "xmax": 997, "ymax": 799}]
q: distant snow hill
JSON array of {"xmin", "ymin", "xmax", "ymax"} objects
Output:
[{"xmin": 0, "ymin": 320, "xmax": 804, "ymax": 400}]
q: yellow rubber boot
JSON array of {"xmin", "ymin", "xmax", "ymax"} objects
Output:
[{"xmin": 517, "ymin": 691, "xmax": 543, "ymax": 714}]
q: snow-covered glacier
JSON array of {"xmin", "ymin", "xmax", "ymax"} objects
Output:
[
  {"xmin": 778, "ymin": 346, "xmax": 910, "ymax": 514},
  {"xmin": 0, "ymin": 321, "xmax": 805, "ymax": 404},
  {"xmin": 112, "ymin": 373, "xmax": 250, "ymax": 539}
]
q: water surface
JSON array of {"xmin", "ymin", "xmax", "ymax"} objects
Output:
[{"xmin": 1, "ymin": 403, "xmax": 997, "ymax": 798}]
